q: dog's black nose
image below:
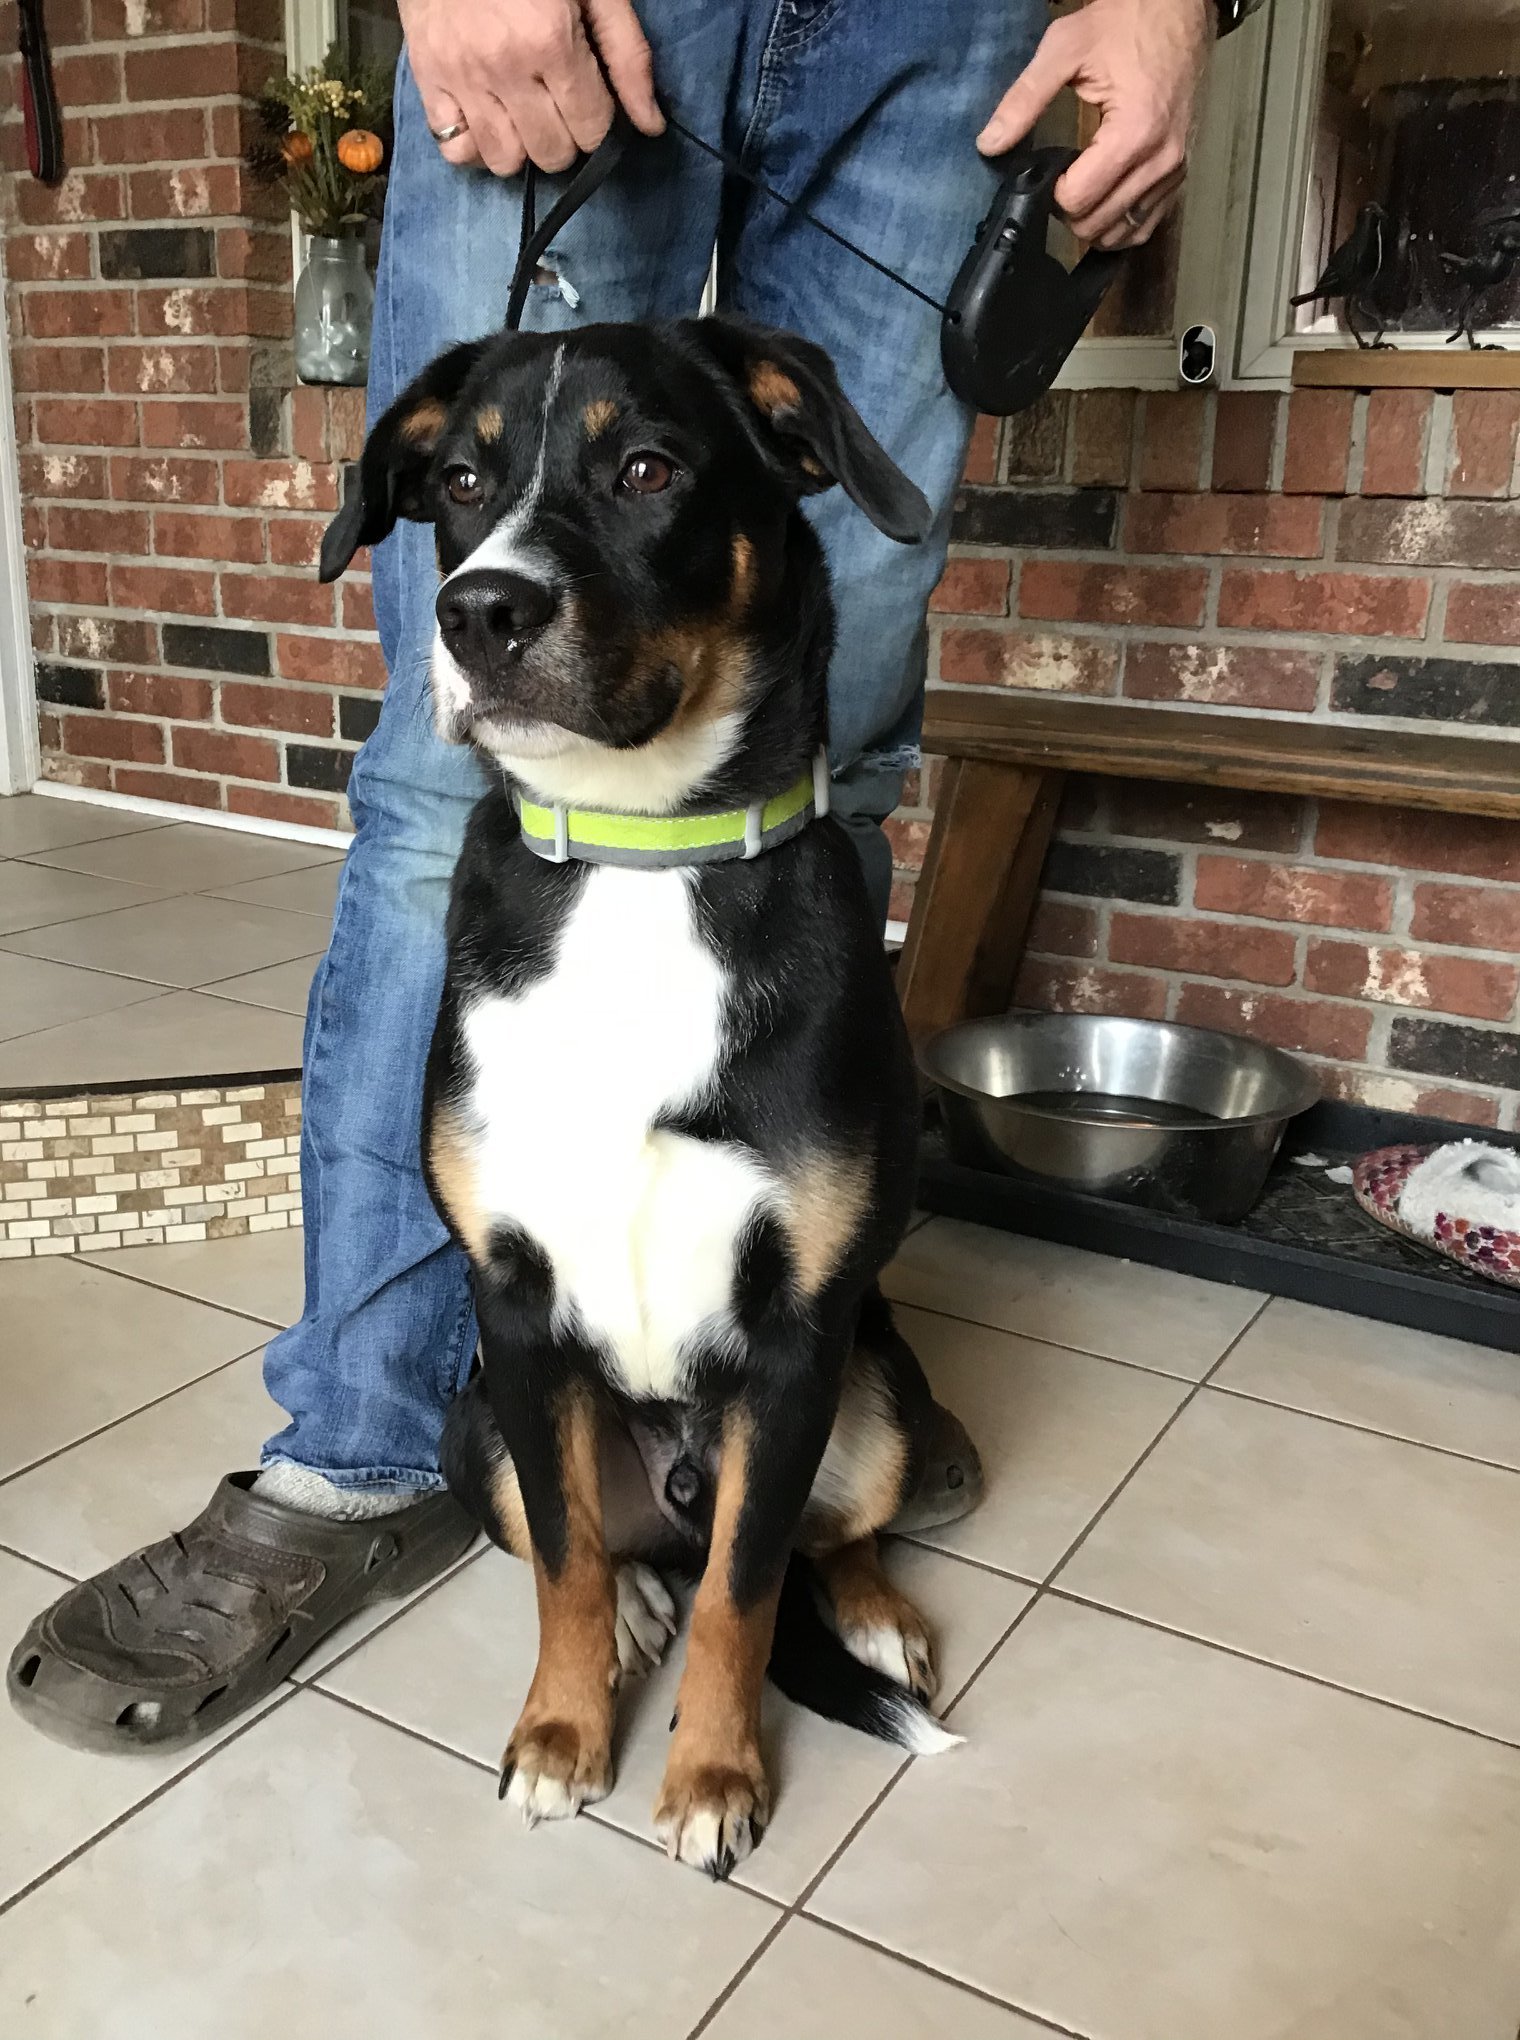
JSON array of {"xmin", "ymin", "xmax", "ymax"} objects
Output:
[{"xmin": 436, "ymin": 569, "xmax": 557, "ymax": 663}]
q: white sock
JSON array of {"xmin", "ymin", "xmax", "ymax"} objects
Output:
[{"xmin": 253, "ymin": 1462, "xmax": 420, "ymax": 1520}]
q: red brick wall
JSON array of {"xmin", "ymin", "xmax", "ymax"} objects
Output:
[
  {"xmin": 906, "ymin": 388, "xmax": 1520, "ymax": 1128},
  {"xmin": 1, "ymin": 0, "xmax": 383, "ymax": 828},
  {"xmin": 4, "ymin": 20, "xmax": 1517, "ymax": 1121}
]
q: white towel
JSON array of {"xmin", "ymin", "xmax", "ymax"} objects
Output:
[{"xmin": 1397, "ymin": 1141, "xmax": 1520, "ymax": 1240}]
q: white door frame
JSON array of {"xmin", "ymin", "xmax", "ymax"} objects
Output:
[{"xmin": 0, "ymin": 244, "xmax": 40, "ymax": 797}]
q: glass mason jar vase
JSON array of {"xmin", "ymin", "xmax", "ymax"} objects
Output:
[{"xmin": 293, "ymin": 234, "xmax": 374, "ymax": 387}]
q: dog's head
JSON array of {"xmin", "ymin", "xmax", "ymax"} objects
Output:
[{"xmin": 320, "ymin": 317, "xmax": 930, "ymax": 809}]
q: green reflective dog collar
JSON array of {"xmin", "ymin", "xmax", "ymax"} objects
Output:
[{"xmin": 515, "ymin": 749, "xmax": 832, "ymax": 868}]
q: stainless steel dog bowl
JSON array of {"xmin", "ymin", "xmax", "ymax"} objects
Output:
[{"xmin": 920, "ymin": 1013, "xmax": 1320, "ymax": 1223}]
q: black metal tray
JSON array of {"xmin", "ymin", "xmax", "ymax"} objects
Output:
[{"xmin": 917, "ymin": 1100, "xmax": 1520, "ymax": 1355}]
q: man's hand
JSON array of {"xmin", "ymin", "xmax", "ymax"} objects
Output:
[
  {"xmin": 978, "ymin": 0, "xmax": 1213, "ymax": 248},
  {"xmin": 399, "ymin": 0, "xmax": 664, "ymax": 178}
]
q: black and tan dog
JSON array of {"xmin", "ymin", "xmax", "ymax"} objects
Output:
[{"xmin": 319, "ymin": 315, "xmax": 982, "ymax": 1878}]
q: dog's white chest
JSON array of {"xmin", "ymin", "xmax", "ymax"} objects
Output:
[{"xmin": 460, "ymin": 866, "xmax": 771, "ymax": 1398}]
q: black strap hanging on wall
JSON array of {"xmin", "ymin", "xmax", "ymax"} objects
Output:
[{"xmin": 18, "ymin": 0, "xmax": 65, "ymax": 186}]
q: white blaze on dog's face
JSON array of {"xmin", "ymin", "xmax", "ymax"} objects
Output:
[{"xmin": 317, "ymin": 318, "xmax": 931, "ymax": 813}]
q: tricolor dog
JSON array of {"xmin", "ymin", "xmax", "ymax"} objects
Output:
[{"xmin": 320, "ymin": 315, "xmax": 983, "ymax": 1879}]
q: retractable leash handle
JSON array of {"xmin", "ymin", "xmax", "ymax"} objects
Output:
[{"xmin": 941, "ymin": 145, "xmax": 1126, "ymax": 415}]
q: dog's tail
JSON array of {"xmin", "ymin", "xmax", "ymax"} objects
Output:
[{"xmin": 765, "ymin": 1556, "xmax": 961, "ymax": 1756}]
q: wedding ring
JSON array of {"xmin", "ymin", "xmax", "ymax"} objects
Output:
[
  {"xmin": 1124, "ymin": 203, "xmax": 1149, "ymax": 230},
  {"xmin": 431, "ymin": 119, "xmax": 469, "ymax": 145}
]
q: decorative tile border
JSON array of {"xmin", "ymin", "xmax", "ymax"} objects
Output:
[{"xmin": 0, "ymin": 1079, "xmax": 301, "ymax": 1259}]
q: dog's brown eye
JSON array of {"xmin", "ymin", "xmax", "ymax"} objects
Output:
[
  {"xmin": 618, "ymin": 452, "xmax": 675, "ymax": 496},
  {"xmin": 445, "ymin": 466, "xmax": 483, "ymax": 507}
]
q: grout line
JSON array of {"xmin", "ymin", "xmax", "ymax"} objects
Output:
[
  {"xmin": 683, "ymin": 1913, "xmax": 793, "ymax": 2040},
  {"xmin": 1038, "ymin": 1296, "xmax": 1274, "ymax": 1588},
  {"xmin": 77, "ymin": 1254, "xmax": 291, "ymax": 1331},
  {"xmin": 293, "ymin": 1540, "xmax": 488, "ymax": 1687},
  {"xmin": 887, "ymin": 1290, "xmax": 1232, "ymax": 1388},
  {"xmin": 1202, "ymin": 1379, "xmax": 1520, "ymax": 1479},
  {"xmin": 891, "ymin": 1535, "xmax": 1041, "ymax": 1588},
  {"xmin": 0, "ymin": 1683, "xmax": 300, "ymax": 1921},
  {"xmin": 0, "ymin": 1538, "xmax": 76, "ymax": 1586},
  {"xmin": 800, "ymin": 1917, "xmax": 1097, "ymax": 2040},
  {"xmin": 301, "ymin": 1678, "xmax": 507, "ymax": 1783},
  {"xmin": 0, "ymin": 1342, "xmax": 266, "ymax": 1497},
  {"xmin": 1043, "ymin": 1584, "xmax": 1520, "ymax": 1754}
]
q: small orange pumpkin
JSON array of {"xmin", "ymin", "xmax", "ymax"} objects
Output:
[
  {"xmin": 337, "ymin": 128, "xmax": 384, "ymax": 174},
  {"xmin": 281, "ymin": 130, "xmax": 314, "ymax": 167}
]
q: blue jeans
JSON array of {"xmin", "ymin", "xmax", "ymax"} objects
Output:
[{"xmin": 261, "ymin": 0, "xmax": 1041, "ymax": 1490}]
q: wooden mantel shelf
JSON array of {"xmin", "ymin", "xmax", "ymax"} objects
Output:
[
  {"xmin": 919, "ymin": 695, "xmax": 1520, "ymax": 821},
  {"xmin": 1293, "ymin": 349, "xmax": 1520, "ymax": 390}
]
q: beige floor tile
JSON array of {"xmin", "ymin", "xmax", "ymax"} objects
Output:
[
  {"xmin": 0, "ymin": 795, "xmax": 165, "ymax": 862},
  {"xmin": 1215, "ymin": 1297, "xmax": 1520, "ymax": 1469},
  {"xmin": 208, "ymin": 860, "xmax": 343, "ymax": 920},
  {"xmin": 3, "ymin": 893, "xmax": 325, "ymax": 989},
  {"xmin": 0, "ymin": 861, "xmax": 174, "ymax": 939},
  {"xmin": 0, "ymin": 1258, "xmax": 265, "ymax": 1483},
  {"xmin": 886, "ymin": 1219, "xmax": 1262, "ymax": 1378},
  {"xmin": 0, "ymin": 951, "xmax": 162, "ymax": 1042},
  {"xmin": 203, "ymin": 952, "xmax": 321, "ymax": 1015},
  {"xmin": 0, "ymin": 1692, "xmax": 773, "ymax": 2039},
  {"xmin": 0, "ymin": 1346, "xmax": 477, "ymax": 1672},
  {"xmin": 0, "ymin": 988, "xmax": 303, "ymax": 1089},
  {"xmin": 0, "ymin": 1548, "xmax": 282, "ymax": 1908},
  {"xmin": 0, "ymin": 1349, "xmax": 276, "ymax": 1576},
  {"xmin": 1059, "ymin": 1388, "xmax": 1520, "ymax": 1740},
  {"xmin": 89, "ymin": 1228, "xmax": 305, "ymax": 1328},
  {"xmin": 707, "ymin": 1919, "xmax": 1049, "ymax": 2040},
  {"xmin": 811, "ymin": 1597, "xmax": 1520, "ymax": 2040},
  {"xmin": 318, "ymin": 1539, "xmax": 1030, "ymax": 1904},
  {"xmin": 27, "ymin": 821, "xmax": 340, "ymax": 894},
  {"xmin": 895, "ymin": 1303, "xmax": 1187, "ymax": 1580}
]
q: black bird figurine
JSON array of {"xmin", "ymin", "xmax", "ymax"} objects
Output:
[
  {"xmin": 1440, "ymin": 208, "xmax": 1520, "ymax": 349},
  {"xmin": 1291, "ymin": 202, "xmax": 1424, "ymax": 349}
]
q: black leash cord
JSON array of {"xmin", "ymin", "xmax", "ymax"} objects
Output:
[
  {"xmin": 504, "ymin": 108, "xmax": 948, "ymax": 328},
  {"xmin": 664, "ymin": 115, "xmax": 948, "ymax": 316}
]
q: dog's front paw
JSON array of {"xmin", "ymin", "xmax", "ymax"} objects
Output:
[
  {"xmin": 499, "ymin": 1717, "xmax": 613, "ymax": 1828},
  {"xmin": 615, "ymin": 1562, "xmax": 678, "ymax": 1678},
  {"xmin": 654, "ymin": 1749, "xmax": 770, "ymax": 1880}
]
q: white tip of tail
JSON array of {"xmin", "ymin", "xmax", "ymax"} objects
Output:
[{"xmin": 887, "ymin": 1692, "xmax": 964, "ymax": 1756}]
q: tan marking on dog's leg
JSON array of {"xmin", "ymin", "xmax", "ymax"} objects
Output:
[
  {"xmin": 488, "ymin": 1454, "xmax": 532, "ymax": 1561},
  {"xmin": 781, "ymin": 1152, "xmax": 871, "ymax": 1300},
  {"xmin": 800, "ymin": 1347, "xmax": 910, "ymax": 1549},
  {"xmin": 582, "ymin": 398, "xmax": 618, "ymax": 438},
  {"xmin": 502, "ymin": 1386, "xmax": 619, "ymax": 1826},
  {"xmin": 427, "ymin": 1107, "xmax": 489, "ymax": 1262},
  {"xmin": 655, "ymin": 1410, "xmax": 774, "ymax": 1876},
  {"xmin": 475, "ymin": 404, "xmax": 504, "ymax": 443},
  {"xmin": 814, "ymin": 1536, "xmax": 938, "ymax": 1703}
]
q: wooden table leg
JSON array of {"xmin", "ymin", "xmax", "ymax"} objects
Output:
[{"xmin": 897, "ymin": 758, "xmax": 1065, "ymax": 1046}]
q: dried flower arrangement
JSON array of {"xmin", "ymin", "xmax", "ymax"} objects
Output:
[{"xmin": 247, "ymin": 44, "xmax": 393, "ymax": 238}]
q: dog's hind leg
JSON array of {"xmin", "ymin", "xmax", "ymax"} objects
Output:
[
  {"xmin": 794, "ymin": 1294, "xmax": 981, "ymax": 1704},
  {"xmin": 442, "ymin": 1374, "xmax": 679, "ymax": 1677}
]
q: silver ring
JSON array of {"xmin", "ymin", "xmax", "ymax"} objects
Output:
[
  {"xmin": 1124, "ymin": 203, "xmax": 1149, "ymax": 230},
  {"xmin": 431, "ymin": 119, "xmax": 469, "ymax": 145}
]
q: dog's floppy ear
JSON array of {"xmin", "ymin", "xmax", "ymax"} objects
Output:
[
  {"xmin": 319, "ymin": 339, "xmax": 490, "ymax": 582},
  {"xmin": 694, "ymin": 317, "xmax": 932, "ymax": 546}
]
